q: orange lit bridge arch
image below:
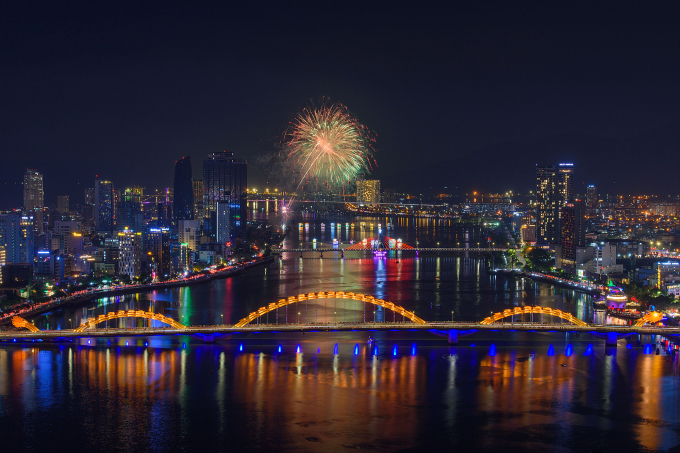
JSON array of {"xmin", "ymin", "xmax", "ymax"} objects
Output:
[
  {"xmin": 74, "ymin": 310, "xmax": 187, "ymax": 332},
  {"xmin": 234, "ymin": 291, "xmax": 426, "ymax": 327},
  {"xmin": 12, "ymin": 316, "xmax": 40, "ymax": 332},
  {"xmin": 481, "ymin": 306, "xmax": 588, "ymax": 327}
]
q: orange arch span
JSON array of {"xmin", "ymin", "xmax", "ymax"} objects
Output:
[
  {"xmin": 12, "ymin": 316, "xmax": 40, "ymax": 332},
  {"xmin": 74, "ymin": 310, "xmax": 186, "ymax": 332},
  {"xmin": 234, "ymin": 291, "xmax": 426, "ymax": 327},
  {"xmin": 480, "ymin": 306, "xmax": 588, "ymax": 326},
  {"xmin": 634, "ymin": 311, "xmax": 663, "ymax": 327}
]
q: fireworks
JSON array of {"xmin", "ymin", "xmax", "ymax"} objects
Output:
[{"xmin": 285, "ymin": 102, "xmax": 375, "ymax": 191}]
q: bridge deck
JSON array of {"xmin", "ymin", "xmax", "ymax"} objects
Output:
[
  {"xmin": 275, "ymin": 248, "xmax": 512, "ymax": 252},
  {"xmin": 2, "ymin": 322, "xmax": 678, "ymax": 340}
]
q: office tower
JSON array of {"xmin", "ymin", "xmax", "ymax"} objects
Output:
[
  {"xmin": 84, "ymin": 188, "xmax": 95, "ymax": 205},
  {"xmin": 356, "ymin": 180, "xmax": 381, "ymax": 205},
  {"xmin": 94, "ymin": 179, "xmax": 114, "ymax": 233},
  {"xmin": 215, "ymin": 201, "xmax": 231, "ymax": 248},
  {"xmin": 586, "ymin": 185, "xmax": 597, "ymax": 208},
  {"xmin": 0, "ymin": 214, "xmax": 34, "ymax": 264},
  {"xmin": 118, "ymin": 229, "xmax": 142, "ymax": 279},
  {"xmin": 23, "ymin": 169, "xmax": 44, "ymax": 211},
  {"xmin": 173, "ymin": 157, "xmax": 194, "ymax": 221},
  {"xmin": 193, "ymin": 180, "xmax": 204, "ymax": 219},
  {"xmin": 0, "ymin": 246, "xmax": 4, "ymax": 285},
  {"xmin": 178, "ymin": 219, "xmax": 200, "ymax": 252},
  {"xmin": 82, "ymin": 204, "xmax": 94, "ymax": 233},
  {"xmin": 556, "ymin": 163, "xmax": 574, "ymax": 204},
  {"xmin": 57, "ymin": 195, "xmax": 70, "ymax": 214},
  {"xmin": 536, "ymin": 166, "xmax": 557, "ymax": 245},
  {"xmin": 117, "ymin": 189, "xmax": 143, "ymax": 231},
  {"xmin": 203, "ymin": 151, "xmax": 247, "ymax": 238},
  {"xmin": 144, "ymin": 227, "xmax": 171, "ymax": 278},
  {"xmin": 559, "ymin": 200, "xmax": 585, "ymax": 262},
  {"xmin": 383, "ymin": 188, "xmax": 396, "ymax": 204}
]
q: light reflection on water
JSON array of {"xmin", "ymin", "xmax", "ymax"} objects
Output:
[{"xmin": 1, "ymin": 332, "xmax": 680, "ymax": 452}]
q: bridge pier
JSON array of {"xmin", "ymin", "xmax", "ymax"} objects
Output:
[
  {"xmin": 202, "ymin": 333, "xmax": 215, "ymax": 343},
  {"xmin": 300, "ymin": 251, "xmax": 303, "ymax": 258},
  {"xmin": 447, "ymin": 329, "xmax": 459, "ymax": 345},
  {"xmin": 320, "ymin": 251, "xmax": 323, "ymax": 258},
  {"xmin": 605, "ymin": 332, "xmax": 618, "ymax": 347},
  {"xmin": 341, "ymin": 250, "xmax": 344, "ymax": 258}
]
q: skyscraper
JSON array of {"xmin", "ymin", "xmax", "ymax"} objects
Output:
[
  {"xmin": 173, "ymin": 157, "xmax": 194, "ymax": 221},
  {"xmin": 57, "ymin": 195, "xmax": 70, "ymax": 214},
  {"xmin": 536, "ymin": 166, "xmax": 557, "ymax": 245},
  {"xmin": 94, "ymin": 179, "xmax": 114, "ymax": 233},
  {"xmin": 203, "ymin": 151, "xmax": 247, "ymax": 238},
  {"xmin": 559, "ymin": 200, "xmax": 585, "ymax": 262},
  {"xmin": 556, "ymin": 163, "xmax": 574, "ymax": 205},
  {"xmin": 118, "ymin": 229, "xmax": 142, "ymax": 279},
  {"xmin": 215, "ymin": 201, "xmax": 230, "ymax": 247},
  {"xmin": 0, "ymin": 214, "xmax": 34, "ymax": 264},
  {"xmin": 23, "ymin": 169, "xmax": 44, "ymax": 211},
  {"xmin": 586, "ymin": 185, "xmax": 597, "ymax": 208},
  {"xmin": 356, "ymin": 180, "xmax": 381, "ymax": 205},
  {"xmin": 193, "ymin": 179, "xmax": 204, "ymax": 219}
]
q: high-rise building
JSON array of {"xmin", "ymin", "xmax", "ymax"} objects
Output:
[
  {"xmin": 23, "ymin": 169, "xmax": 44, "ymax": 212},
  {"xmin": 559, "ymin": 200, "xmax": 585, "ymax": 262},
  {"xmin": 215, "ymin": 201, "xmax": 231, "ymax": 248},
  {"xmin": 193, "ymin": 180, "xmax": 204, "ymax": 219},
  {"xmin": 356, "ymin": 180, "xmax": 380, "ymax": 205},
  {"xmin": 144, "ymin": 227, "xmax": 171, "ymax": 278},
  {"xmin": 94, "ymin": 179, "xmax": 114, "ymax": 233},
  {"xmin": 382, "ymin": 188, "xmax": 396, "ymax": 204},
  {"xmin": 173, "ymin": 156, "xmax": 194, "ymax": 221},
  {"xmin": 536, "ymin": 166, "xmax": 557, "ymax": 245},
  {"xmin": 0, "ymin": 214, "xmax": 34, "ymax": 264},
  {"xmin": 118, "ymin": 229, "xmax": 142, "ymax": 279},
  {"xmin": 117, "ymin": 189, "xmax": 143, "ymax": 231},
  {"xmin": 203, "ymin": 151, "xmax": 247, "ymax": 238},
  {"xmin": 178, "ymin": 219, "xmax": 200, "ymax": 252},
  {"xmin": 557, "ymin": 163, "xmax": 574, "ymax": 205},
  {"xmin": 57, "ymin": 195, "xmax": 70, "ymax": 214},
  {"xmin": 586, "ymin": 185, "xmax": 597, "ymax": 208},
  {"xmin": 84, "ymin": 188, "xmax": 95, "ymax": 205}
]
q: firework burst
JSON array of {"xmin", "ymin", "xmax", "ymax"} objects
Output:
[{"xmin": 284, "ymin": 102, "xmax": 375, "ymax": 191}]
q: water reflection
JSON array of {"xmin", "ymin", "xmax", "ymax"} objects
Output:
[{"xmin": 1, "ymin": 334, "xmax": 679, "ymax": 451}]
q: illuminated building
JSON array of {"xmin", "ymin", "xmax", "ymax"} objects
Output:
[
  {"xmin": 118, "ymin": 229, "xmax": 142, "ymax": 279},
  {"xmin": 383, "ymin": 188, "xmax": 396, "ymax": 204},
  {"xmin": 173, "ymin": 156, "xmax": 194, "ymax": 221},
  {"xmin": 559, "ymin": 200, "xmax": 585, "ymax": 263},
  {"xmin": 203, "ymin": 151, "xmax": 247, "ymax": 238},
  {"xmin": 117, "ymin": 189, "xmax": 143, "ymax": 231},
  {"xmin": 356, "ymin": 179, "xmax": 380, "ymax": 205},
  {"xmin": 66, "ymin": 232, "xmax": 84, "ymax": 256},
  {"xmin": 520, "ymin": 224, "xmax": 536, "ymax": 243},
  {"xmin": 56, "ymin": 195, "xmax": 70, "ymax": 214},
  {"xmin": 586, "ymin": 185, "xmax": 597, "ymax": 208},
  {"xmin": 23, "ymin": 169, "xmax": 43, "ymax": 211},
  {"xmin": 0, "ymin": 246, "xmax": 5, "ymax": 285},
  {"xmin": 94, "ymin": 179, "xmax": 114, "ymax": 233},
  {"xmin": 216, "ymin": 201, "xmax": 230, "ymax": 247},
  {"xmin": 536, "ymin": 166, "xmax": 557, "ymax": 245},
  {"xmin": 84, "ymin": 187, "xmax": 95, "ymax": 205},
  {"xmin": 144, "ymin": 227, "xmax": 171, "ymax": 278},
  {"xmin": 193, "ymin": 179, "xmax": 204, "ymax": 219},
  {"xmin": 0, "ymin": 214, "xmax": 34, "ymax": 265},
  {"xmin": 178, "ymin": 219, "xmax": 200, "ymax": 252},
  {"xmin": 650, "ymin": 202, "xmax": 679, "ymax": 217},
  {"xmin": 35, "ymin": 249, "xmax": 64, "ymax": 281},
  {"xmin": 557, "ymin": 163, "xmax": 574, "ymax": 204},
  {"xmin": 171, "ymin": 242, "xmax": 191, "ymax": 272}
]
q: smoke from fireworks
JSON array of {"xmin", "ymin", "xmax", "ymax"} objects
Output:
[{"xmin": 285, "ymin": 102, "xmax": 375, "ymax": 191}]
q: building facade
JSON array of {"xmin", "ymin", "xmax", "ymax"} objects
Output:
[
  {"xmin": 23, "ymin": 169, "xmax": 44, "ymax": 211},
  {"xmin": 0, "ymin": 214, "xmax": 34, "ymax": 265},
  {"xmin": 94, "ymin": 179, "xmax": 114, "ymax": 233},
  {"xmin": 118, "ymin": 230, "xmax": 142, "ymax": 279},
  {"xmin": 203, "ymin": 151, "xmax": 247, "ymax": 238},
  {"xmin": 173, "ymin": 156, "xmax": 194, "ymax": 221},
  {"xmin": 559, "ymin": 200, "xmax": 585, "ymax": 262},
  {"xmin": 356, "ymin": 180, "xmax": 380, "ymax": 205}
]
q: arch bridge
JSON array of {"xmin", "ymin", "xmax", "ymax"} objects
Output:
[
  {"xmin": 74, "ymin": 310, "xmax": 187, "ymax": 332},
  {"xmin": 234, "ymin": 291, "xmax": 425, "ymax": 327},
  {"xmin": 481, "ymin": 306, "xmax": 588, "ymax": 327}
]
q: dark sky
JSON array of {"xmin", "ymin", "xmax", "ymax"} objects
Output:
[{"xmin": 1, "ymin": 2, "xmax": 679, "ymax": 207}]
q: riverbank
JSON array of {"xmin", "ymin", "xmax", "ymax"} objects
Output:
[
  {"xmin": 0, "ymin": 256, "xmax": 274, "ymax": 325},
  {"xmin": 492, "ymin": 268, "xmax": 603, "ymax": 294}
]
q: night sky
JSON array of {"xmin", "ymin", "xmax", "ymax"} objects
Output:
[{"xmin": 2, "ymin": 2, "xmax": 679, "ymax": 208}]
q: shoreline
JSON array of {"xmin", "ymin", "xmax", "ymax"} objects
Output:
[
  {"xmin": 491, "ymin": 269, "xmax": 603, "ymax": 294},
  {"xmin": 0, "ymin": 256, "xmax": 274, "ymax": 324}
]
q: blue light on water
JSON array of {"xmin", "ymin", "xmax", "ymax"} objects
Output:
[
  {"xmin": 547, "ymin": 344, "xmax": 555, "ymax": 356},
  {"xmin": 239, "ymin": 343, "xmax": 243, "ymax": 351},
  {"xmin": 13, "ymin": 339, "xmax": 16, "ymax": 342},
  {"xmin": 317, "ymin": 347, "xmax": 320, "ymax": 353},
  {"xmin": 411, "ymin": 343, "xmax": 417, "ymax": 355},
  {"xmin": 126, "ymin": 341, "xmax": 129, "ymax": 346},
  {"xmin": 565, "ymin": 344, "xmax": 573, "ymax": 356},
  {"xmin": 182, "ymin": 343, "xmax": 186, "ymax": 349},
  {"xmin": 393, "ymin": 344, "xmax": 398, "ymax": 356},
  {"xmin": 488, "ymin": 344, "xmax": 496, "ymax": 356},
  {"xmin": 626, "ymin": 344, "xmax": 632, "ymax": 349},
  {"xmin": 373, "ymin": 346, "xmax": 378, "ymax": 355},
  {"xmin": 88, "ymin": 340, "xmax": 91, "ymax": 345},
  {"xmin": 145, "ymin": 342, "xmax": 148, "ymax": 347},
  {"xmin": 278, "ymin": 345, "xmax": 282, "ymax": 353},
  {"xmin": 354, "ymin": 344, "xmax": 359, "ymax": 355},
  {"xmin": 296, "ymin": 345, "xmax": 301, "ymax": 354},
  {"xmin": 470, "ymin": 344, "xmax": 476, "ymax": 348},
  {"xmin": 334, "ymin": 343, "xmax": 339, "ymax": 355},
  {"xmin": 584, "ymin": 344, "xmax": 593, "ymax": 356},
  {"xmin": 107, "ymin": 341, "xmax": 111, "ymax": 346}
]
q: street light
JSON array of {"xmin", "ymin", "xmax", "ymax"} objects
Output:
[
  {"xmin": 298, "ymin": 312, "xmax": 300, "ymax": 324},
  {"xmin": 69, "ymin": 318, "xmax": 72, "ymax": 329},
  {"xmin": 374, "ymin": 310, "xmax": 376, "ymax": 326},
  {"xmin": 221, "ymin": 314, "xmax": 224, "ymax": 325},
  {"xmin": 451, "ymin": 311, "xmax": 454, "ymax": 322}
]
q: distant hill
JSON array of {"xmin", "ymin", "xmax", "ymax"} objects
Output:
[{"xmin": 384, "ymin": 122, "xmax": 680, "ymax": 197}]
